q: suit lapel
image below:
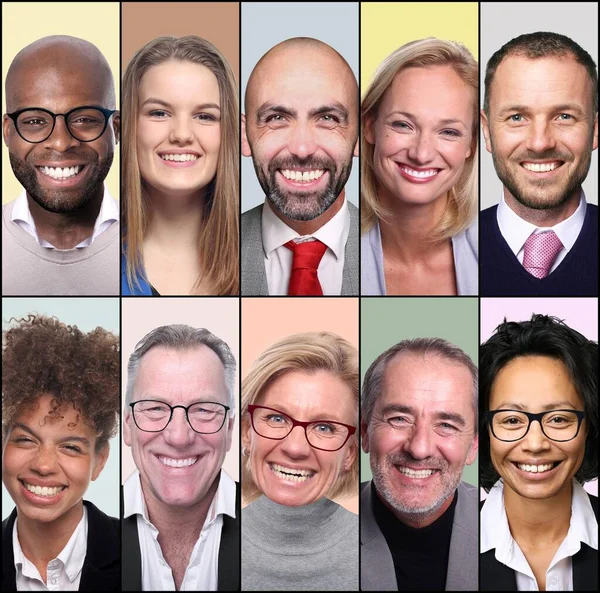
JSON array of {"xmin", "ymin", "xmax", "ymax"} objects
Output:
[
  {"xmin": 342, "ymin": 202, "xmax": 359, "ymax": 295},
  {"xmin": 217, "ymin": 481, "xmax": 240, "ymax": 591},
  {"xmin": 2, "ymin": 509, "xmax": 18, "ymax": 592},
  {"xmin": 241, "ymin": 205, "xmax": 269, "ymax": 295}
]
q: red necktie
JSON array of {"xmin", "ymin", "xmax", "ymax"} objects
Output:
[{"xmin": 284, "ymin": 239, "xmax": 327, "ymax": 295}]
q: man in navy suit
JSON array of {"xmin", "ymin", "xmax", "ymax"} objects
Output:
[{"xmin": 480, "ymin": 32, "xmax": 598, "ymax": 296}]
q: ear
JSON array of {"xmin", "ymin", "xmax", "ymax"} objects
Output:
[
  {"xmin": 241, "ymin": 417, "xmax": 251, "ymax": 450},
  {"xmin": 224, "ymin": 415, "xmax": 234, "ymax": 453},
  {"xmin": 112, "ymin": 111, "xmax": 121, "ymax": 144},
  {"xmin": 480, "ymin": 109, "xmax": 492, "ymax": 154},
  {"xmin": 123, "ymin": 409, "xmax": 132, "ymax": 447},
  {"xmin": 465, "ymin": 433, "xmax": 479, "ymax": 466},
  {"xmin": 91, "ymin": 442, "xmax": 110, "ymax": 481},
  {"xmin": 361, "ymin": 420, "xmax": 370, "ymax": 454},
  {"xmin": 353, "ymin": 135, "xmax": 359, "ymax": 158},
  {"xmin": 363, "ymin": 113, "xmax": 376, "ymax": 146},
  {"xmin": 3, "ymin": 114, "xmax": 12, "ymax": 147},
  {"xmin": 241, "ymin": 113, "xmax": 252, "ymax": 157},
  {"xmin": 593, "ymin": 112, "xmax": 598, "ymax": 151},
  {"xmin": 343, "ymin": 437, "xmax": 358, "ymax": 472}
]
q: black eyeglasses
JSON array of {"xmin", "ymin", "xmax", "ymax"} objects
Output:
[
  {"xmin": 6, "ymin": 106, "xmax": 117, "ymax": 143},
  {"xmin": 248, "ymin": 404, "xmax": 356, "ymax": 452},
  {"xmin": 486, "ymin": 409, "xmax": 586, "ymax": 442},
  {"xmin": 130, "ymin": 400, "xmax": 230, "ymax": 434}
]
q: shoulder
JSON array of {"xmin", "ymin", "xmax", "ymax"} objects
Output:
[
  {"xmin": 241, "ymin": 204, "xmax": 263, "ymax": 223},
  {"xmin": 480, "ymin": 204, "xmax": 498, "ymax": 221},
  {"xmin": 347, "ymin": 200, "xmax": 359, "ymax": 215},
  {"xmin": 84, "ymin": 500, "xmax": 119, "ymax": 533}
]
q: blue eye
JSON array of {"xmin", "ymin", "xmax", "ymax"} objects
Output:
[
  {"xmin": 558, "ymin": 113, "xmax": 573, "ymax": 121},
  {"xmin": 509, "ymin": 114, "xmax": 523, "ymax": 122}
]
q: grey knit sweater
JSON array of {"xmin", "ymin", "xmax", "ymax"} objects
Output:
[{"xmin": 242, "ymin": 495, "xmax": 358, "ymax": 591}]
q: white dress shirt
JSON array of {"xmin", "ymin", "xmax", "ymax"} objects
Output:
[
  {"xmin": 262, "ymin": 198, "xmax": 350, "ymax": 295},
  {"xmin": 481, "ymin": 479, "xmax": 598, "ymax": 591},
  {"xmin": 13, "ymin": 505, "xmax": 88, "ymax": 591},
  {"xmin": 496, "ymin": 192, "xmax": 587, "ymax": 274},
  {"xmin": 10, "ymin": 186, "xmax": 119, "ymax": 249},
  {"xmin": 123, "ymin": 469, "xmax": 236, "ymax": 591}
]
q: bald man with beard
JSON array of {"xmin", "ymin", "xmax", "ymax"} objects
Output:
[
  {"xmin": 241, "ymin": 37, "xmax": 359, "ymax": 296},
  {"xmin": 2, "ymin": 35, "xmax": 120, "ymax": 296}
]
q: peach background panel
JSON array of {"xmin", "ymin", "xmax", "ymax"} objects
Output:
[
  {"xmin": 121, "ymin": 2, "xmax": 239, "ymax": 80},
  {"xmin": 121, "ymin": 297, "xmax": 239, "ymax": 483},
  {"xmin": 241, "ymin": 297, "xmax": 359, "ymax": 513}
]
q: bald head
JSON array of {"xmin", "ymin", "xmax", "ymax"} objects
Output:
[
  {"xmin": 5, "ymin": 35, "xmax": 115, "ymax": 112},
  {"xmin": 245, "ymin": 37, "xmax": 358, "ymax": 116}
]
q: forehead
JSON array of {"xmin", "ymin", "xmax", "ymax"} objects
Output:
[
  {"xmin": 250, "ymin": 48, "xmax": 356, "ymax": 114},
  {"xmin": 490, "ymin": 55, "xmax": 593, "ymax": 111},
  {"xmin": 382, "ymin": 65, "xmax": 474, "ymax": 121},
  {"xmin": 380, "ymin": 353, "xmax": 474, "ymax": 413},
  {"xmin": 490, "ymin": 355, "xmax": 582, "ymax": 409},
  {"xmin": 259, "ymin": 369, "xmax": 356, "ymax": 423},
  {"xmin": 135, "ymin": 345, "xmax": 227, "ymax": 402},
  {"xmin": 138, "ymin": 60, "xmax": 220, "ymax": 104}
]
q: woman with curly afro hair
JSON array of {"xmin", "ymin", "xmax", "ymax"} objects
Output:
[{"xmin": 2, "ymin": 314, "xmax": 120, "ymax": 591}]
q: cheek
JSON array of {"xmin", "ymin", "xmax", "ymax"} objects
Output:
[
  {"xmin": 441, "ymin": 142, "xmax": 470, "ymax": 170},
  {"xmin": 202, "ymin": 126, "xmax": 221, "ymax": 157},
  {"xmin": 137, "ymin": 120, "xmax": 163, "ymax": 154}
]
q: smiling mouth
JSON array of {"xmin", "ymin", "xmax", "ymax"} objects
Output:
[
  {"xmin": 513, "ymin": 461, "xmax": 561, "ymax": 473},
  {"xmin": 269, "ymin": 463, "xmax": 316, "ymax": 482},
  {"xmin": 520, "ymin": 161, "xmax": 564, "ymax": 173},
  {"xmin": 279, "ymin": 169, "xmax": 325, "ymax": 183},
  {"xmin": 159, "ymin": 153, "xmax": 199, "ymax": 162},
  {"xmin": 398, "ymin": 164, "xmax": 441, "ymax": 179},
  {"xmin": 20, "ymin": 480, "xmax": 67, "ymax": 496},
  {"xmin": 37, "ymin": 165, "xmax": 86, "ymax": 180},
  {"xmin": 396, "ymin": 466, "xmax": 439, "ymax": 479},
  {"xmin": 157, "ymin": 455, "xmax": 199, "ymax": 468}
]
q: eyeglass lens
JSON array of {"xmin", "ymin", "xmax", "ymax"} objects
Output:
[
  {"xmin": 15, "ymin": 108, "xmax": 108, "ymax": 142},
  {"xmin": 133, "ymin": 401, "xmax": 227, "ymax": 433},
  {"xmin": 491, "ymin": 410, "xmax": 581, "ymax": 441}
]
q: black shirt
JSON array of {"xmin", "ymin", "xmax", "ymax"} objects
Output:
[{"xmin": 371, "ymin": 482, "xmax": 457, "ymax": 591}]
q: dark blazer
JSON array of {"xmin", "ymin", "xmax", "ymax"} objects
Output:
[
  {"xmin": 480, "ymin": 493, "xmax": 598, "ymax": 591},
  {"xmin": 2, "ymin": 500, "xmax": 120, "ymax": 591},
  {"xmin": 121, "ymin": 479, "xmax": 241, "ymax": 591}
]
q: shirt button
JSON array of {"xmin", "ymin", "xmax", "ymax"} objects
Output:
[{"xmin": 551, "ymin": 577, "xmax": 558, "ymax": 585}]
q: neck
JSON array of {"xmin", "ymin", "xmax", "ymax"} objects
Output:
[
  {"xmin": 378, "ymin": 187, "xmax": 449, "ymax": 262},
  {"xmin": 27, "ymin": 189, "xmax": 103, "ymax": 250},
  {"xmin": 142, "ymin": 473, "xmax": 219, "ymax": 541},
  {"xmin": 503, "ymin": 481, "xmax": 572, "ymax": 548},
  {"xmin": 270, "ymin": 191, "xmax": 345, "ymax": 236},
  {"xmin": 388, "ymin": 491, "xmax": 455, "ymax": 529},
  {"xmin": 143, "ymin": 184, "xmax": 206, "ymax": 248},
  {"xmin": 504, "ymin": 188, "xmax": 581, "ymax": 227},
  {"xmin": 17, "ymin": 500, "xmax": 84, "ymax": 570}
]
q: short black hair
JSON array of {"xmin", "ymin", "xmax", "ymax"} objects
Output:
[
  {"xmin": 484, "ymin": 31, "xmax": 598, "ymax": 116},
  {"xmin": 479, "ymin": 314, "xmax": 598, "ymax": 492}
]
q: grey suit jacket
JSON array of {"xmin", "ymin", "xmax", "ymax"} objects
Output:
[
  {"xmin": 361, "ymin": 480, "xmax": 478, "ymax": 591},
  {"xmin": 241, "ymin": 201, "xmax": 359, "ymax": 295}
]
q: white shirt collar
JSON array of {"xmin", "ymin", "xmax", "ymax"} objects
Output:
[
  {"xmin": 261, "ymin": 198, "xmax": 350, "ymax": 262},
  {"xmin": 11, "ymin": 186, "xmax": 119, "ymax": 249},
  {"xmin": 13, "ymin": 504, "xmax": 88, "ymax": 583},
  {"xmin": 481, "ymin": 479, "xmax": 598, "ymax": 560},
  {"xmin": 123, "ymin": 468, "xmax": 236, "ymax": 527},
  {"xmin": 497, "ymin": 191, "xmax": 587, "ymax": 256}
]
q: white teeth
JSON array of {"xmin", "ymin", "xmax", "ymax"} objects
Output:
[
  {"xmin": 160, "ymin": 154, "xmax": 199, "ymax": 162},
  {"xmin": 281, "ymin": 169, "xmax": 325, "ymax": 182},
  {"xmin": 397, "ymin": 466, "xmax": 435, "ymax": 478},
  {"xmin": 158, "ymin": 456, "xmax": 198, "ymax": 468},
  {"xmin": 24, "ymin": 482, "xmax": 65, "ymax": 496},
  {"xmin": 270, "ymin": 463, "xmax": 315, "ymax": 482},
  {"xmin": 517, "ymin": 463, "xmax": 554, "ymax": 473},
  {"xmin": 522, "ymin": 162, "xmax": 560, "ymax": 172},
  {"xmin": 399, "ymin": 165, "xmax": 439, "ymax": 179},
  {"xmin": 39, "ymin": 165, "xmax": 81, "ymax": 180}
]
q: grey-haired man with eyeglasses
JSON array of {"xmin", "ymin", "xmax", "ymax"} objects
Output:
[
  {"xmin": 2, "ymin": 35, "xmax": 120, "ymax": 295},
  {"xmin": 122, "ymin": 325, "xmax": 239, "ymax": 591}
]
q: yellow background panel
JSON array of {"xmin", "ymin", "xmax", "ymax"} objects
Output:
[{"xmin": 2, "ymin": 2, "xmax": 120, "ymax": 204}]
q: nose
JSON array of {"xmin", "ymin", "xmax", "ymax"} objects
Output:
[
  {"xmin": 521, "ymin": 419, "xmax": 552, "ymax": 453},
  {"xmin": 43, "ymin": 116, "xmax": 80, "ymax": 152},
  {"xmin": 162, "ymin": 408, "xmax": 196, "ymax": 448},
  {"xmin": 287, "ymin": 121, "xmax": 318, "ymax": 160},
  {"xmin": 30, "ymin": 445, "xmax": 59, "ymax": 475},
  {"xmin": 280, "ymin": 425, "xmax": 312, "ymax": 458},
  {"xmin": 406, "ymin": 131, "xmax": 436, "ymax": 165},
  {"xmin": 525, "ymin": 117, "xmax": 557, "ymax": 154},
  {"xmin": 169, "ymin": 115, "xmax": 194, "ymax": 144},
  {"xmin": 402, "ymin": 423, "xmax": 434, "ymax": 460}
]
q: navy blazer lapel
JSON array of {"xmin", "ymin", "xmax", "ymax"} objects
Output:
[{"xmin": 2, "ymin": 508, "xmax": 18, "ymax": 592}]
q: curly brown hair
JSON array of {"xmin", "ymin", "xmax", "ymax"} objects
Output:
[{"xmin": 2, "ymin": 314, "xmax": 120, "ymax": 451}]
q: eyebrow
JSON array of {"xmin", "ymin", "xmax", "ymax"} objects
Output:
[
  {"xmin": 11, "ymin": 422, "xmax": 91, "ymax": 446},
  {"xmin": 256, "ymin": 102, "xmax": 349, "ymax": 123},
  {"xmin": 380, "ymin": 404, "xmax": 466, "ymax": 426},
  {"xmin": 497, "ymin": 103, "xmax": 585, "ymax": 117},
  {"xmin": 141, "ymin": 97, "xmax": 220, "ymax": 111},
  {"xmin": 494, "ymin": 400, "xmax": 578, "ymax": 411},
  {"xmin": 262, "ymin": 404, "xmax": 348, "ymax": 423},
  {"xmin": 387, "ymin": 111, "xmax": 468, "ymax": 128}
]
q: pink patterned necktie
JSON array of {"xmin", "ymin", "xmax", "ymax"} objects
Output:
[{"xmin": 522, "ymin": 231, "xmax": 564, "ymax": 279}]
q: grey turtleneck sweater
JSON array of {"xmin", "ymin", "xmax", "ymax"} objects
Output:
[{"xmin": 242, "ymin": 495, "xmax": 358, "ymax": 591}]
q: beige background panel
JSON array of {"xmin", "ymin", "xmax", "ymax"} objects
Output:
[
  {"xmin": 121, "ymin": 2, "xmax": 239, "ymax": 80},
  {"xmin": 2, "ymin": 2, "xmax": 120, "ymax": 204},
  {"xmin": 121, "ymin": 297, "xmax": 240, "ymax": 483},
  {"xmin": 242, "ymin": 297, "xmax": 359, "ymax": 513}
]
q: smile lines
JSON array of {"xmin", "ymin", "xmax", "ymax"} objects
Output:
[
  {"xmin": 281, "ymin": 169, "xmax": 325, "ymax": 182},
  {"xmin": 22, "ymin": 481, "xmax": 66, "ymax": 496},
  {"xmin": 269, "ymin": 462, "xmax": 315, "ymax": 482},
  {"xmin": 38, "ymin": 165, "xmax": 83, "ymax": 180},
  {"xmin": 158, "ymin": 455, "xmax": 198, "ymax": 468}
]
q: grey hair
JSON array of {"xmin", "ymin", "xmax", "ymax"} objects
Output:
[
  {"xmin": 362, "ymin": 337, "xmax": 478, "ymax": 432},
  {"xmin": 125, "ymin": 325, "xmax": 236, "ymax": 416}
]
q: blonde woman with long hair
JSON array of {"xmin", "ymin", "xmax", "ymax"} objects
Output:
[
  {"xmin": 361, "ymin": 38, "xmax": 479, "ymax": 295},
  {"xmin": 121, "ymin": 36, "xmax": 238, "ymax": 295}
]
